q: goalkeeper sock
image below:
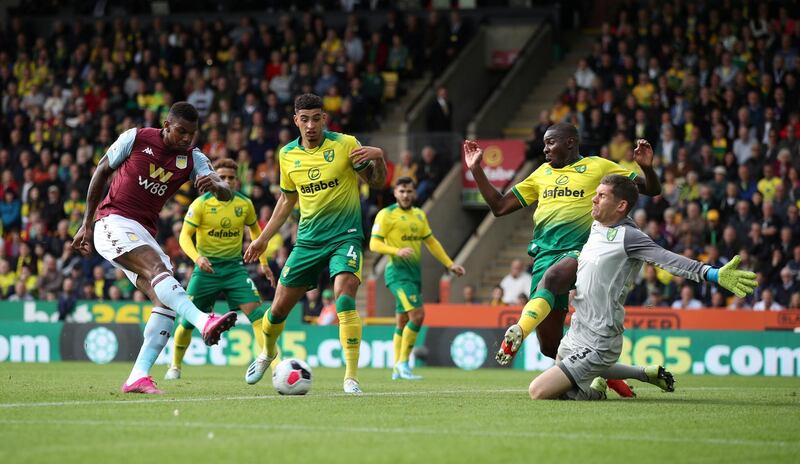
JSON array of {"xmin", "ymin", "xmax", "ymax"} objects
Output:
[
  {"xmin": 171, "ymin": 322, "xmax": 194, "ymax": 369},
  {"xmin": 246, "ymin": 304, "xmax": 267, "ymax": 353},
  {"xmin": 260, "ymin": 308, "xmax": 286, "ymax": 358},
  {"xmin": 127, "ymin": 307, "xmax": 175, "ymax": 384},
  {"xmin": 393, "ymin": 327, "xmax": 403, "ymax": 366},
  {"xmin": 517, "ymin": 289, "xmax": 554, "ymax": 337},
  {"xmin": 336, "ymin": 295, "xmax": 361, "ymax": 381},
  {"xmin": 604, "ymin": 363, "xmax": 648, "ymax": 382},
  {"xmin": 399, "ymin": 321, "xmax": 421, "ymax": 363}
]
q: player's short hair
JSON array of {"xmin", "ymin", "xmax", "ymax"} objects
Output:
[
  {"xmin": 601, "ymin": 175, "xmax": 639, "ymax": 215},
  {"xmin": 395, "ymin": 176, "xmax": 416, "ymax": 188},
  {"xmin": 168, "ymin": 102, "xmax": 199, "ymax": 123},
  {"xmin": 547, "ymin": 122, "xmax": 579, "ymax": 143},
  {"xmin": 294, "ymin": 93, "xmax": 323, "ymax": 113},
  {"xmin": 213, "ymin": 158, "xmax": 238, "ymax": 171}
]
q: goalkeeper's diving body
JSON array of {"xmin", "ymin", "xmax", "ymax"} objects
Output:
[{"xmin": 528, "ymin": 175, "xmax": 757, "ymax": 400}]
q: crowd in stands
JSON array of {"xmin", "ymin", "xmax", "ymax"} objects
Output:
[
  {"xmin": 520, "ymin": 1, "xmax": 800, "ymax": 310},
  {"xmin": 0, "ymin": 8, "xmax": 470, "ymax": 311}
]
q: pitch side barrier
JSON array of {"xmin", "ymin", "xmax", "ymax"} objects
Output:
[{"xmin": 2, "ymin": 301, "xmax": 799, "ymax": 377}]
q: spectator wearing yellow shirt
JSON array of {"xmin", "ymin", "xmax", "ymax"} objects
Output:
[
  {"xmin": 392, "ymin": 150, "xmax": 418, "ymax": 186},
  {"xmin": 0, "ymin": 259, "xmax": 16, "ymax": 298},
  {"xmin": 323, "ymin": 86, "xmax": 343, "ymax": 114},
  {"xmin": 321, "ymin": 29, "xmax": 342, "ymax": 65},
  {"xmin": 758, "ymin": 165, "xmax": 783, "ymax": 203},
  {"xmin": 632, "ymin": 73, "xmax": 655, "ymax": 107},
  {"xmin": 608, "ymin": 132, "xmax": 632, "ymax": 162},
  {"xmin": 63, "ymin": 187, "xmax": 86, "ymax": 217}
]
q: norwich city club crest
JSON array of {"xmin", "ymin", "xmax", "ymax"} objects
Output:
[
  {"xmin": 607, "ymin": 228, "xmax": 618, "ymax": 241},
  {"xmin": 575, "ymin": 165, "xmax": 587, "ymax": 173},
  {"xmin": 176, "ymin": 155, "xmax": 188, "ymax": 169},
  {"xmin": 235, "ymin": 206, "xmax": 243, "ymax": 217},
  {"xmin": 323, "ymin": 149, "xmax": 335, "ymax": 162}
]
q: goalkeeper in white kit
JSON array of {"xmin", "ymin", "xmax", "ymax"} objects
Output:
[{"xmin": 528, "ymin": 175, "xmax": 758, "ymax": 400}]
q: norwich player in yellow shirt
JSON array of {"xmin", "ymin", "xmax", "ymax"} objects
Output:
[
  {"xmin": 464, "ymin": 123, "xmax": 660, "ymax": 394},
  {"xmin": 370, "ymin": 177, "xmax": 465, "ymax": 380},
  {"xmin": 243, "ymin": 93, "xmax": 387, "ymax": 394},
  {"xmin": 164, "ymin": 159, "xmax": 270, "ymax": 381}
]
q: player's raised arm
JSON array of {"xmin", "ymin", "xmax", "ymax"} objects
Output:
[
  {"xmin": 632, "ymin": 139, "xmax": 662, "ymax": 196},
  {"xmin": 244, "ymin": 191, "xmax": 298, "ymax": 268},
  {"xmin": 623, "ymin": 226, "xmax": 757, "ymax": 297},
  {"xmin": 351, "ymin": 145, "xmax": 388, "ymax": 189},
  {"xmin": 463, "ymin": 140, "xmax": 523, "ymax": 217}
]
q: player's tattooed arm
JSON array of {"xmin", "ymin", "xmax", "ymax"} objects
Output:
[
  {"xmin": 463, "ymin": 140, "xmax": 523, "ymax": 216},
  {"xmin": 351, "ymin": 146, "xmax": 387, "ymax": 189},
  {"xmin": 72, "ymin": 156, "xmax": 114, "ymax": 255},
  {"xmin": 632, "ymin": 139, "xmax": 662, "ymax": 196},
  {"xmin": 195, "ymin": 171, "xmax": 233, "ymax": 201}
]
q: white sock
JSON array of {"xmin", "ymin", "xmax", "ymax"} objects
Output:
[
  {"xmin": 150, "ymin": 273, "xmax": 210, "ymax": 329},
  {"xmin": 126, "ymin": 307, "xmax": 176, "ymax": 384}
]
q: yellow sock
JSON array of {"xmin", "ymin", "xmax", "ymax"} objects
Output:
[
  {"xmin": 337, "ymin": 308, "xmax": 362, "ymax": 381},
  {"xmin": 399, "ymin": 321, "xmax": 420, "ymax": 363},
  {"xmin": 172, "ymin": 324, "xmax": 193, "ymax": 369},
  {"xmin": 261, "ymin": 310, "xmax": 286, "ymax": 358},
  {"xmin": 252, "ymin": 318, "xmax": 266, "ymax": 353},
  {"xmin": 517, "ymin": 289, "xmax": 554, "ymax": 337},
  {"xmin": 392, "ymin": 327, "xmax": 403, "ymax": 366}
]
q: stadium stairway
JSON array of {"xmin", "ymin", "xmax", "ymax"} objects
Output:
[
  {"xmin": 502, "ymin": 33, "xmax": 595, "ymax": 139},
  {"xmin": 475, "ymin": 217, "xmax": 535, "ymax": 303}
]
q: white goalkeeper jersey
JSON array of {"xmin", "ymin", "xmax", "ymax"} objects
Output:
[{"xmin": 569, "ymin": 218, "xmax": 712, "ymax": 350}]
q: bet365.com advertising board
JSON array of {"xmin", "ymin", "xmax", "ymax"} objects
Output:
[{"xmin": 1, "ymin": 310, "xmax": 799, "ymax": 377}]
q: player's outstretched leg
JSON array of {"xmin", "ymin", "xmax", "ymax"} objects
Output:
[
  {"xmin": 165, "ymin": 320, "xmax": 194, "ymax": 380},
  {"xmin": 122, "ymin": 306, "xmax": 175, "ymax": 394},
  {"xmin": 603, "ymin": 363, "xmax": 675, "ymax": 393},
  {"xmin": 245, "ymin": 307, "xmax": 282, "ymax": 385},
  {"xmin": 496, "ymin": 289, "xmax": 553, "ymax": 365},
  {"xmin": 150, "ymin": 272, "xmax": 236, "ymax": 346}
]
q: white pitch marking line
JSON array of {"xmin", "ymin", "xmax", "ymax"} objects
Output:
[
  {"xmin": 0, "ymin": 389, "xmax": 525, "ymax": 409},
  {"xmin": 0, "ymin": 418, "xmax": 796, "ymax": 449}
]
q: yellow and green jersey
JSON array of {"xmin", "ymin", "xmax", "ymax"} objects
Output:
[
  {"xmin": 372, "ymin": 204, "xmax": 433, "ymax": 285},
  {"xmin": 511, "ymin": 156, "xmax": 636, "ymax": 253},
  {"xmin": 279, "ymin": 131, "xmax": 367, "ymax": 246},
  {"xmin": 184, "ymin": 192, "xmax": 259, "ymax": 262}
]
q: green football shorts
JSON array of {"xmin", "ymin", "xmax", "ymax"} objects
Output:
[
  {"xmin": 388, "ymin": 280, "xmax": 423, "ymax": 313},
  {"xmin": 187, "ymin": 260, "xmax": 261, "ymax": 312},
  {"xmin": 279, "ymin": 238, "xmax": 363, "ymax": 288},
  {"xmin": 528, "ymin": 247, "xmax": 581, "ymax": 311}
]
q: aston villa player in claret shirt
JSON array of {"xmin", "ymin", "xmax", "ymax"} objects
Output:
[{"xmin": 72, "ymin": 102, "xmax": 237, "ymax": 394}]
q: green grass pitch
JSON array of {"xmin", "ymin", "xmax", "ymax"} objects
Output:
[{"xmin": 1, "ymin": 363, "xmax": 799, "ymax": 463}]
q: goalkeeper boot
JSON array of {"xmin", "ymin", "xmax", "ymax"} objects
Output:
[
  {"xmin": 245, "ymin": 352, "xmax": 276, "ymax": 385},
  {"xmin": 164, "ymin": 367, "xmax": 181, "ymax": 381},
  {"xmin": 395, "ymin": 361, "xmax": 422, "ymax": 380},
  {"xmin": 343, "ymin": 378, "xmax": 363, "ymax": 395},
  {"xmin": 644, "ymin": 365, "xmax": 675, "ymax": 392},
  {"xmin": 607, "ymin": 379, "xmax": 636, "ymax": 398},
  {"xmin": 121, "ymin": 376, "xmax": 163, "ymax": 395},
  {"xmin": 496, "ymin": 324, "xmax": 523, "ymax": 366},
  {"xmin": 201, "ymin": 312, "xmax": 237, "ymax": 346},
  {"xmin": 589, "ymin": 377, "xmax": 608, "ymax": 400}
]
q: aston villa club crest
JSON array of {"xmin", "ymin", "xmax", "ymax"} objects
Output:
[
  {"xmin": 235, "ymin": 206, "xmax": 243, "ymax": 217},
  {"xmin": 323, "ymin": 149, "xmax": 335, "ymax": 162},
  {"xmin": 176, "ymin": 155, "xmax": 188, "ymax": 169},
  {"xmin": 575, "ymin": 165, "xmax": 587, "ymax": 173}
]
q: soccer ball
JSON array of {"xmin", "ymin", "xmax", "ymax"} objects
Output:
[{"xmin": 272, "ymin": 358, "xmax": 312, "ymax": 395}]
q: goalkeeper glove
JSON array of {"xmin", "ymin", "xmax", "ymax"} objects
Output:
[{"xmin": 705, "ymin": 255, "xmax": 758, "ymax": 298}]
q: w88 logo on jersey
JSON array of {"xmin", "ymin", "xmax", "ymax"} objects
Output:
[{"xmin": 137, "ymin": 175, "xmax": 169, "ymax": 196}]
